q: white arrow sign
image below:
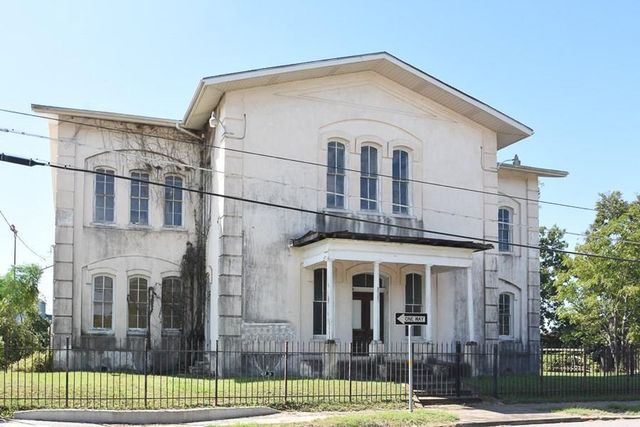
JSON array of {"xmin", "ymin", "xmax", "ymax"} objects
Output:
[{"xmin": 395, "ymin": 312, "xmax": 428, "ymax": 325}]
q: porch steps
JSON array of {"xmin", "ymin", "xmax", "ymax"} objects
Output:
[{"xmin": 415, "ymin": 393, "xmax": 482, "ymax": 406}]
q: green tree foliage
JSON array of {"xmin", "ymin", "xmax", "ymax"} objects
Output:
[
  {"xmin": 556, "ymin": 192, "xmax": 640, "ymax": 369},
  {"xmin": 539, "ymin": 225, "xmax": 569, "ymax": 345},
  {"xmin": 0, "ymin": 264, "xmax": 49, "ymax": 367}
]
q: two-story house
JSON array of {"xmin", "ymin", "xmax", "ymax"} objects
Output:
[{"xmin": 37, "ymin": 52, "xmax": 566, "ymax": 369}]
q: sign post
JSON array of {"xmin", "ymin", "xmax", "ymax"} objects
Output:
[{"xmin": 395, "ymin": 312, "xmax": 428, "ymax": 412}]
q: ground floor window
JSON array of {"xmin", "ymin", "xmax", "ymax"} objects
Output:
[
  {"xmin": 313, "ymin": 268, "xmax": 327, "ymax": 335},
  {"xmin": 405, "ymin": 273, "xmax": 422, "ymax": 336},
  {"xmin": 93, "ymin": 275, "xmax": 113, "ymax": 329},
  {"xmin": 128, "ymin": 277, "xmax": 148, "ymax": 330},
  {"xmin": 499, "ymin": 293, "xmax": 513, "ymax": 338},
  {"xmin": 162, "ymin": 277, "xmax": 182, "ymax": 330}
]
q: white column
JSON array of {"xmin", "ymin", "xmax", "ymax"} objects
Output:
[
  {"xmin": 326, "ymin": 258, "xmax": 335, "ymax": 340},
  {"xmin": 373, "ymin": 261, "xmax": 381, "ymax": 342},
  {"xmin": 424, "ymin": 264, "xmax": 432, "ymax": 341},
  {"xmin": 466, "ymin": 266, "xmax": 475, "ymax": 343}
]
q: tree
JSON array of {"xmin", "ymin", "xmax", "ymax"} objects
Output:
[
  {"xmin": 539, "ymin": 225, "xmax": 569, "ymax": 345},
  {"xmin": 556, "ymin": 192, "xmax": 640, "ymax": 370},
  {"xmin": 0, "ymin": 264, "xmax": 49, "ymax": 366}
]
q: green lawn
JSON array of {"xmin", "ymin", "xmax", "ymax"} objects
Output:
[
  {"xmin": 0, "ymin": 370, "xmax": 405, "ymax": 410},
  {"xmin": 552, "ymin": 403, "xmax": 640, "ymax": 416}
]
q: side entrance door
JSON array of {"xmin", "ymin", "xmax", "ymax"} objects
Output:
[{"xmin": 352, "ymin": 291, "xmax": 384, "ymax": 354}]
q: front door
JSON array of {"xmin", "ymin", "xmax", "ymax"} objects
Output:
[{"xmin": 352, "ymin": 291, "xmax": 384, "ymax": 354}]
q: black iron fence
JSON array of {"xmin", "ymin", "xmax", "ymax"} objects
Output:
[{"xmin": 2, "ymin": 340, "xmax": 640, "ymax": 410}]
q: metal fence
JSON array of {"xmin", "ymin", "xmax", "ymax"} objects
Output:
[{"xmin": 2, "ymin": 340, "xmax": 640, "ymax": 410}]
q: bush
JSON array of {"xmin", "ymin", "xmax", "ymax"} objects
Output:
[{"xmin": 9, "ymin": 351, "xmax": 52, "ymax": 372}]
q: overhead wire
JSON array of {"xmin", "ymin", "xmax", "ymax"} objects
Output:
[{"xmin": 0, "ymin": 208, "xmax": 47, "ymax": 261}]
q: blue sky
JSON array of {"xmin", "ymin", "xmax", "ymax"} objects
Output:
[{"xmin": 1, "ymin": 1, "xmax": 638, "ymax": 311}]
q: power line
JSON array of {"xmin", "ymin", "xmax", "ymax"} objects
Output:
[
  {"xmin": 0, "ymin": 107, "xmax": 594, "ymax": 212},
  {"xmin": 0, "ymin": 208, "xmax": 47, "ymax": 261},
  {"xmin": 1, "ymin": 152, "xmax": 637, "ymax": 264},
  {"xmin": 2, "ymin": 126, "xmax": 630, "ymax": 246}
]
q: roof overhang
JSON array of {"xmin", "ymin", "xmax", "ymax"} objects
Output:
[
  {"xmin": 498, "ymin": 163, "xmax": 568, "ymax": 178},
  {"xmin": 31, "ymin": 104, "xmax": 179, "ymax": 128},
  {"xmin": 182, "ymin": 52, "xmax": 533, "ymax": 149}
]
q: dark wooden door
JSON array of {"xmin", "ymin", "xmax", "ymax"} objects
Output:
[{"xmin": 352, "ymin": 291, "xmax": 384, "ymax": 354}]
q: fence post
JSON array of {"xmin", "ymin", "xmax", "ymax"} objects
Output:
[
  {"xmin": 144, "ymin": 338, "xmax": 148, "ymax": 408},
  {"xmin": 214, "ymin": 340, "xmax": 219, "ymax": 407},
  {"xmin": 283, "ymin": 341, "xmax": 288, "ymax": 403},
  {"xmin": 65, "ymin": 336, "xmax": 70, "ymax": 408},
  {"xmin": 492, "ymin": 343, "xmax": 499, "ymax": 398},
  {"xmin": 348, "ymin": 342, "xmax": 353, "ymax": 403},
  {"xmin": 455, "ymin": 341, "xmax": 461, "ymax": 398}
]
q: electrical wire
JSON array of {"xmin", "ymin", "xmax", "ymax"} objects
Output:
[{"xmin": 0, "ymin": 208, "xmax": 47, "ymax": 261}]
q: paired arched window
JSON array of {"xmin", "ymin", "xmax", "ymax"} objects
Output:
[
  {"xmin": 405, "ymin": 273, "xmax": 422, "ymax": 336},
  {"xmin": 360, "ymin": 146, "xmax": 378, "ymax": 210},
  {"xmin": 164, "ymin": 175, "xmax": 183, "ymax": 226},
  {"xmin": 313, "ymin": 268, "xmax": 327, "ymax": 335},
  {"xmin": 162, "ymin": 277, "xmax": 182, "ymax": 330},
  {"xmin": 130, "ymin": 171, "xmax": 150, "ymax": 225},
  {"xmin": 498, "ymin": 207, "xmax": 512, "ymax": 252},
  {"xmin": 326, "ymin": 141, "xmax": 346, "ymax": 209},
  {"xmin": 392, "ymin": 150, "xmax": 410, "ymax": 214},
  {"xmin": 128, "ymin": 277, "xmax": 149, "ymax": 330},
  {"xmin": 92, "ymin": 275, "xmax": 113, "ymax": 329},
  {"xmin": 94, "ymin": 168, "xmax": 115, "ymax": 223},
  {"xmin": 498, "ymin": 292, "xmax": 513, "ymax": 338}
]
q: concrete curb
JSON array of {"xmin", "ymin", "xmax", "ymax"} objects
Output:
[
  {"xmin": 455, "ymin": 414, "xmax": 640, "ymax": 426},
  {"xmin": 13, "ymin": 407, "xmax": 279, "ymax": 424}
]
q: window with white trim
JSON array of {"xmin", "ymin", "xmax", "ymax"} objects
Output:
[
  {"xmin": 498, "ymin": 208, "xmax": 512, "ymax": 252},
  {"xmin": 498, "ymin": 293, "xmax": 513, "ymax": 338},
  {"xmin": 405, "ymin": 273, "xmax": 422, "ymax": 336},
  {"xmin": 92, "ymin": 275, "xmax": 113, "ymax": 329},
  {"xmin": 360, "ymin": 146, "xmax": 378, "ymax": 210},
  {"xmin": 94, "ymin": 168, "xmax": 115, "ymax": 223},
  {"xmin": 392, "ymin": 150, "xmax": 409, "ymax": 214},
  {"xmin": 128, "ymin": 277, "xmax": 148, "ymax": 330},
  {"xmin": 130, "ymin": 171, "xmax": 149, "ymax": 225},
  {"xmin": 326, "ymin": 141, "xmax": 345, "ymax": 209},
  {"xmin": 164, "ymin": 175, "xmax": 183, "ymax": 227},
  {"xmin": 162, "ymin": 277, "xmax": 182, "ymax": 330},
  {"xmin": 313, "ymin": 268, "xmax": 327, "ymax": 335}
]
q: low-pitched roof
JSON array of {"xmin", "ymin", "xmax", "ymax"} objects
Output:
[
  {"xmin": 291, "ymin": 230, "xmax": 492, "ymax": 252},
  {"xmin": 31, "ymin": 104, "xmax": 179, "ymax": 128},
  {"xmin": 183, "ymin": 52, "xmax": 533, "ymax": 148}
]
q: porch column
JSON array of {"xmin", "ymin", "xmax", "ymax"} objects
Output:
[
  {"xmin": 466, "ymin": 267, "xmax": 476, "ymax": 342},
  {"xmin": 373, "ymin": 261, "xmax": 381, "ymax": 342},
  {"xmin": 326, "ymin": 258, "xmax": 335, "ymax": 340},
  {"xmin": 424, "ymin": 264, "xmax": 432, "ymax": 341}
]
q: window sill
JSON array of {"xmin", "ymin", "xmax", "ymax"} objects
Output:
[
  {"xmin": 390, "ymin": 213, "xmax": 417, "ymax": 220},
  {"xmin": 88, "ymin": 329, "xmax": 114, "ymax": 336},
  {"xmin": 161, "ymin": 329, "xmax": 182, "ymax": 336},
  {"xmin": 90, "ymin": 222, "xmax": 118, "ymax": 228},
  {"xmin": 161, "ymin": 225, "xmax": 187, "ymax": 232},
  {"xmin": 322, "ymin": 207, "xmax": 350, "ymax": 214},
  {"xmin": 127, "ymin": 329, "xmax": 147, "ymax": 336}
]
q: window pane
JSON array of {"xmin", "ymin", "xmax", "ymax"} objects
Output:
[{"xmin": 313, "ymin": 268, "xmax": 327, "ymax": 335}]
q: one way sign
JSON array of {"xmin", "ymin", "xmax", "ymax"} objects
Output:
[{"xmin": 395, "ymin": 312, "xmax": 428, "ymax": 325}]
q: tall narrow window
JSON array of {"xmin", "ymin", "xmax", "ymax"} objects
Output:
[
  {"xmin": 162, "ymin": 277, "xmax": 183, "ymax": 330},
  {"xmin": 164, "ymin": 176, "xmax": 183, "ymax": 227},
  {"xmin": 498, "ymin": 208, "xmax": 512, "ymax": 251},
  {"xmin": 405, "ymin": 273, "xmax": 422, "ymax": 336},
  {"xmin": 93, "ymin": 276, "xmax": 113, "ymax": 329},
  {"xmin": 498, "ymin": 293, "xmax": 512, "ymax": 337},
  {"xmin": 95, "ymin": 168, "xmax": 115, "ymax": 223},
  {"xmin": 392, "ymin": 150, "xmax": 409, "ymax": 214},
  {"xmin": 360, "ymin": 146, "xmax": 378, "ymax": 210},
  {"xmin": 313, "ymin": 268, "xmax": 327, "ymax": 335},
  {"xmin": 130, "ymin": 171, "xmax": 149, "ymax": 225},
  {"xmin": 128, "ymin": 277, "xmax": 148, "ymax": 330},
  {"xmin": 326, "ymin": 141, "xmax": 345, "ymax": 209}
]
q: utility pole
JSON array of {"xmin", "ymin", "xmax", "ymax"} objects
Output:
[{"xmin": 9, "ymin": 224, "xmax": 17, "ymax": 277}]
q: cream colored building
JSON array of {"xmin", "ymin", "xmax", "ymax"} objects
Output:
[{"xmin": 38, "ymin": 53, "xmax": 566, "ymax": 365}]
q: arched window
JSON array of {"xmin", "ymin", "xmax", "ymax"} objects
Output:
[
  {"xmin": 92, "ymin": 275, "xmax": 113, "ymax": 330},
  {"xmin": 326, "ymin": 141, "xmax": 345, "ymax": 209},
  {"xmin": 164, "ymin": 175, "xmax": 183, "ymax": 227},
  {"xmin": 130, "ymin": 171, "xmax": 149, "ymax": 225},
  {"xmin": 360, "ymin": 146, "xmax": 378, "ymax": 210},
  {"xmin": 405, "ymin": 273, "xmax": 422, "ymax": 336},
  {"xmin": 162, "ymin": 277, "xmax": 182, "ymax": 330},
  {"xmin": 392, "ymin": 150, "xmax": 409, "ymax": 214},
  {"xmin": 128, "ymin": 277, "xmax": 148, "ymax": 330},
  {"xmin": 498, "ymin": 208, "xmax": 512, "ymax": 251},
  {"xmin": 94, "ymin": 168, "xmax": 115, "ymax": 223},
  {"xmin": 352, "ymin": 273, "xmax": 385, "ymax": 288},
  {"xmin": 313, "ymin": 268, "xmax": 327, "ymax": 335},
  {"xmin": 498, "ymin": 293, "xmax": 513, "ymax": 338}
]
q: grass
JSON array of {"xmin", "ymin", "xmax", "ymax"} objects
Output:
[
  {"xmin": 552, "ymin": 403, "xmax": 640, "ymax": 416},
  {"xmin": 0, "ymin": 369, "xmax": 405, "ymax": 410}
]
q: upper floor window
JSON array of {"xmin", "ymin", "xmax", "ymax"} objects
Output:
[
  {"xmin": 92, "ymin": 275, "xmax": 113, "ymax": 330},
  {"xmin": 164, "ymin": 175, "xmax": 183, "ymax": 227},
  {"xmin": 326, "ymin": 141, "xmax": 345, "ymax": 209},
  {"xmin": 498, "ymin": 208, "xmax": 512, "ymax": 252},
  {"xmin": 130, "ymin": 171, "xmax": 149, "ymax": 225},
  {"xmin": 162, "ymin": 277, "xmax": 183, "ymax": 330},
  {"xmin": 498, "ymin": 292, "xmax": 513, "ymax": 338},
  {"xmin": 360, "ymin": 146, "xmax": 378, "ymax": 211},
  {"xmin": 128, "ymin": 277, "xmax": 148, "ymax": 330},
  {"xmin": 405, "ymin": 273, "xmax": 422, "ymax": 337},
  {"xmin": 392, "ymin": 150, "xmax": 409, "ymax": 214},
  {"xmin": 95, "ymin": 168, "xmax": 115, "ymax": 223},
  {"xmin": 313, "ymin": 268, "xmax": 327, "ymax": 335}
]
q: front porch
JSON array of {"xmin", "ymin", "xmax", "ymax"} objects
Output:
[{"xmin": 292, "ymin": 231, "xmax": 492, "ymax": 348}]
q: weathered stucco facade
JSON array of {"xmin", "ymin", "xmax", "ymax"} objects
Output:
[{"xmin": 39, "ymin": 53, "xmax": 566, "ymax": 368}]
